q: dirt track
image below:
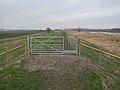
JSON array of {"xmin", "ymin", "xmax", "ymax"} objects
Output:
[{"xmin": 22, "ymin": 55, "xmax": 102, "ymax": 75}]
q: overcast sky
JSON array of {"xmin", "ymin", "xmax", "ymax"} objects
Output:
[{"xmin": 0, "ymin": 0, "xmax": 120, "ymax": 29}]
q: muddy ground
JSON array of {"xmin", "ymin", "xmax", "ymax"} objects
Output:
[{"xmin": 22, "ymin": 55, "xmax": 103, "ymax": 75}]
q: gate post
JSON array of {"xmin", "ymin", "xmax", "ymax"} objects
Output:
[
  {"xmin": 76, "ymin": 35, "xmax": 80, "ymax": 56},
  {"xmin": 63, "ymin": 36, "xmax": 64, "ymax": 52},
  {"xmin": 27, "ymin": 36, "xmax": 31, "ymax": 56}
]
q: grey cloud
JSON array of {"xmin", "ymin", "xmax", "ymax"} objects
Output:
[{"xmin": 0, "ymin": 0, "xmax": 120, "ymax": 29}]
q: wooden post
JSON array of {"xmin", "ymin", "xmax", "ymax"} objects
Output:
[
  {"xmin": 68, "ymin": 36, "xmax": 69, "ymax": 50},
  {"xmin": 27, "ymin": 36, "xmax": 30, "ymax": 56},
  {"xmin": 5, "ymin": 46, "xmax": 8, "ymax": 66},
  {"xmin": 25, "ymin": 37, "xmax": 27, "ymax": 58},
  {"xmin": 79, "ymin": 38, "xmax": 80, "ymax": 57},
  {"xmin": 63, "ymin": 36, "xmax": 64, "ymax": 52},
  {"xmin": 69, "ymin": 37, "xmax": 71, "ymax": 50}
]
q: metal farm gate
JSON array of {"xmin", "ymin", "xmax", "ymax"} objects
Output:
[{"xmin": 27, "ymin": 36, "xmax": 78, "ymax": 55}]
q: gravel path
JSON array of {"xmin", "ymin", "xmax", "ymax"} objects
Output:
[{"xmin": 22, "ymin": 55, "xmax": 102, "ymax": 74}]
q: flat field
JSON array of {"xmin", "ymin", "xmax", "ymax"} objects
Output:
[
  {"xmin": 68, "ymin": 31, "xmax": 120, "ymax": 56},
  {"xmin": 0, "ymin": 30, "xmax": 42, "ymax": 39}
]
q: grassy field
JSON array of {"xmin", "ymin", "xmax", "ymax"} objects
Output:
[
  {"xmin": 0, "ymin": 30, "xmax": 42, "ymax": 39},
  {"xmin": 68, "ymin": 31, "xmax": 120, "ymax": 56},
  {"xmin": 0, "ymin": 31, "xmax": 120, "ymax": 90}
]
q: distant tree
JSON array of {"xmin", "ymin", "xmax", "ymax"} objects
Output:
[
  {"xmin": 78, "ymin": 26, "xmax": 81, "ymax": 32},
  {"xmin": 46, "ymin": 27, "xmax": 51, "ymax": 33}
]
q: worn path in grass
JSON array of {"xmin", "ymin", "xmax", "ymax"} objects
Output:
[
  {"xmin": 1, "ymin": 55, "xmax": 116, "ymax": 90},
  {"xmin": 22, "ymin": 55, "xmax": 103, "ymax": 74}
]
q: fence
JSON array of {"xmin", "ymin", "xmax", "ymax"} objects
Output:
[
  {"xmin": 0, "ymin": 34, "xmax": 120, "ymax": 70},
  {"xmin": 77, "ymin": 37, "xmax": 120, "ymax": 90},
  {"xmin": 0, "ymin": 38, "xmax": 27, "ymax": 69},
  {"xmin": 77, "ymin": 38, "xmax": 120, "ymax": 67},
  {"xmin": 0, "ymin": 32, "xmax": 48, "ymax": 69}
]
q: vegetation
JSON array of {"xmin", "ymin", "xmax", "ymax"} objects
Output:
[
  {"xmin": 0, "ymin": 31, "xmax": 120, "ymax": 90},
  {"xmin": 78, "ymin": 27, "xmax": 81, "ymax": 32},
  {"xmin": 0, "ymin": 63, "xmax": 107, "ymax": 90},
  {"xmin": 0, "ymin": 31, "xmax": 69, "ymax": 68},
  {"xmin": 0, "ymin": 31, "xmax": 48, "ymax": 68},
  {"xmin": 0, "ymin": 30, "xmax": 42, "ymax": 39},
  {"xmin": 80, "ymin": 39, "xmax": 120, "ymax": 90},
  {"xmin": 46, "ymin": 27, "xmax": 51, "ymax": 33},
  {"xmin": 68, "ymin": 31, "xmax": 120, "ymax": 56}
]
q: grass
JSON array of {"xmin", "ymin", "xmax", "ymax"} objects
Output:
[
  {"xmin": 0, "ymin": 31, "xmax": 70, "ymax": 68},
  {"xmin": 0, "ymin": 63, "xmax": 107, "ymax": 90},
  {"xmin": 80, "ymin": 38, "xmax": 99, "ymax": 49},
  {"xmin": 0, "ymin": 30, "xmax": 42, "ymax": 39},
  {"xmin": 69, "ymin": 31, "xmax": 120, "ymax": 56},
  {"xmin": 80, "ymin": 40, "xmax": 120, "ymax": 68},
  {"xmin": 0, "ymin": 39, "xmax": 25, "ymax": 64},
  {"xmin": 0, "ymin": 31, "xmax": 120, "ymax": 90},
  {"xmin": 0, "ymin": 60, "xmax": 119, "ymax": 90},
  {"xmin": 0, "ymin": 47, "xmax": 25, "ymax": 68},
  {"xmin": 82, "ymin": 69, "xmax": 105, "ymax": 90},
  {"xmin": 0, "ymin": 31, "xmax": 48, "ymax": 68},
  {"xmin": 80, "ymin": 38, "xmax": 120, "ymax": 70},
  {"xmin": 0, "ymin": 64, "xmax": 58, "ymax": 90},
  {"xmin": 80, "ymin": 37, "xmax": 120, "ymax": 90}
]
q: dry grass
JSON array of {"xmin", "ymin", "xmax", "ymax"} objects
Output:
[{"xmin": 68, "ymin": 31, "xmax": 120, "ymax": 56}]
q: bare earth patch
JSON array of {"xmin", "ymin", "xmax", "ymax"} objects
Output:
[{"xmin": 22, "ymin": 55, "xmax": 102, "ymax": 75}]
